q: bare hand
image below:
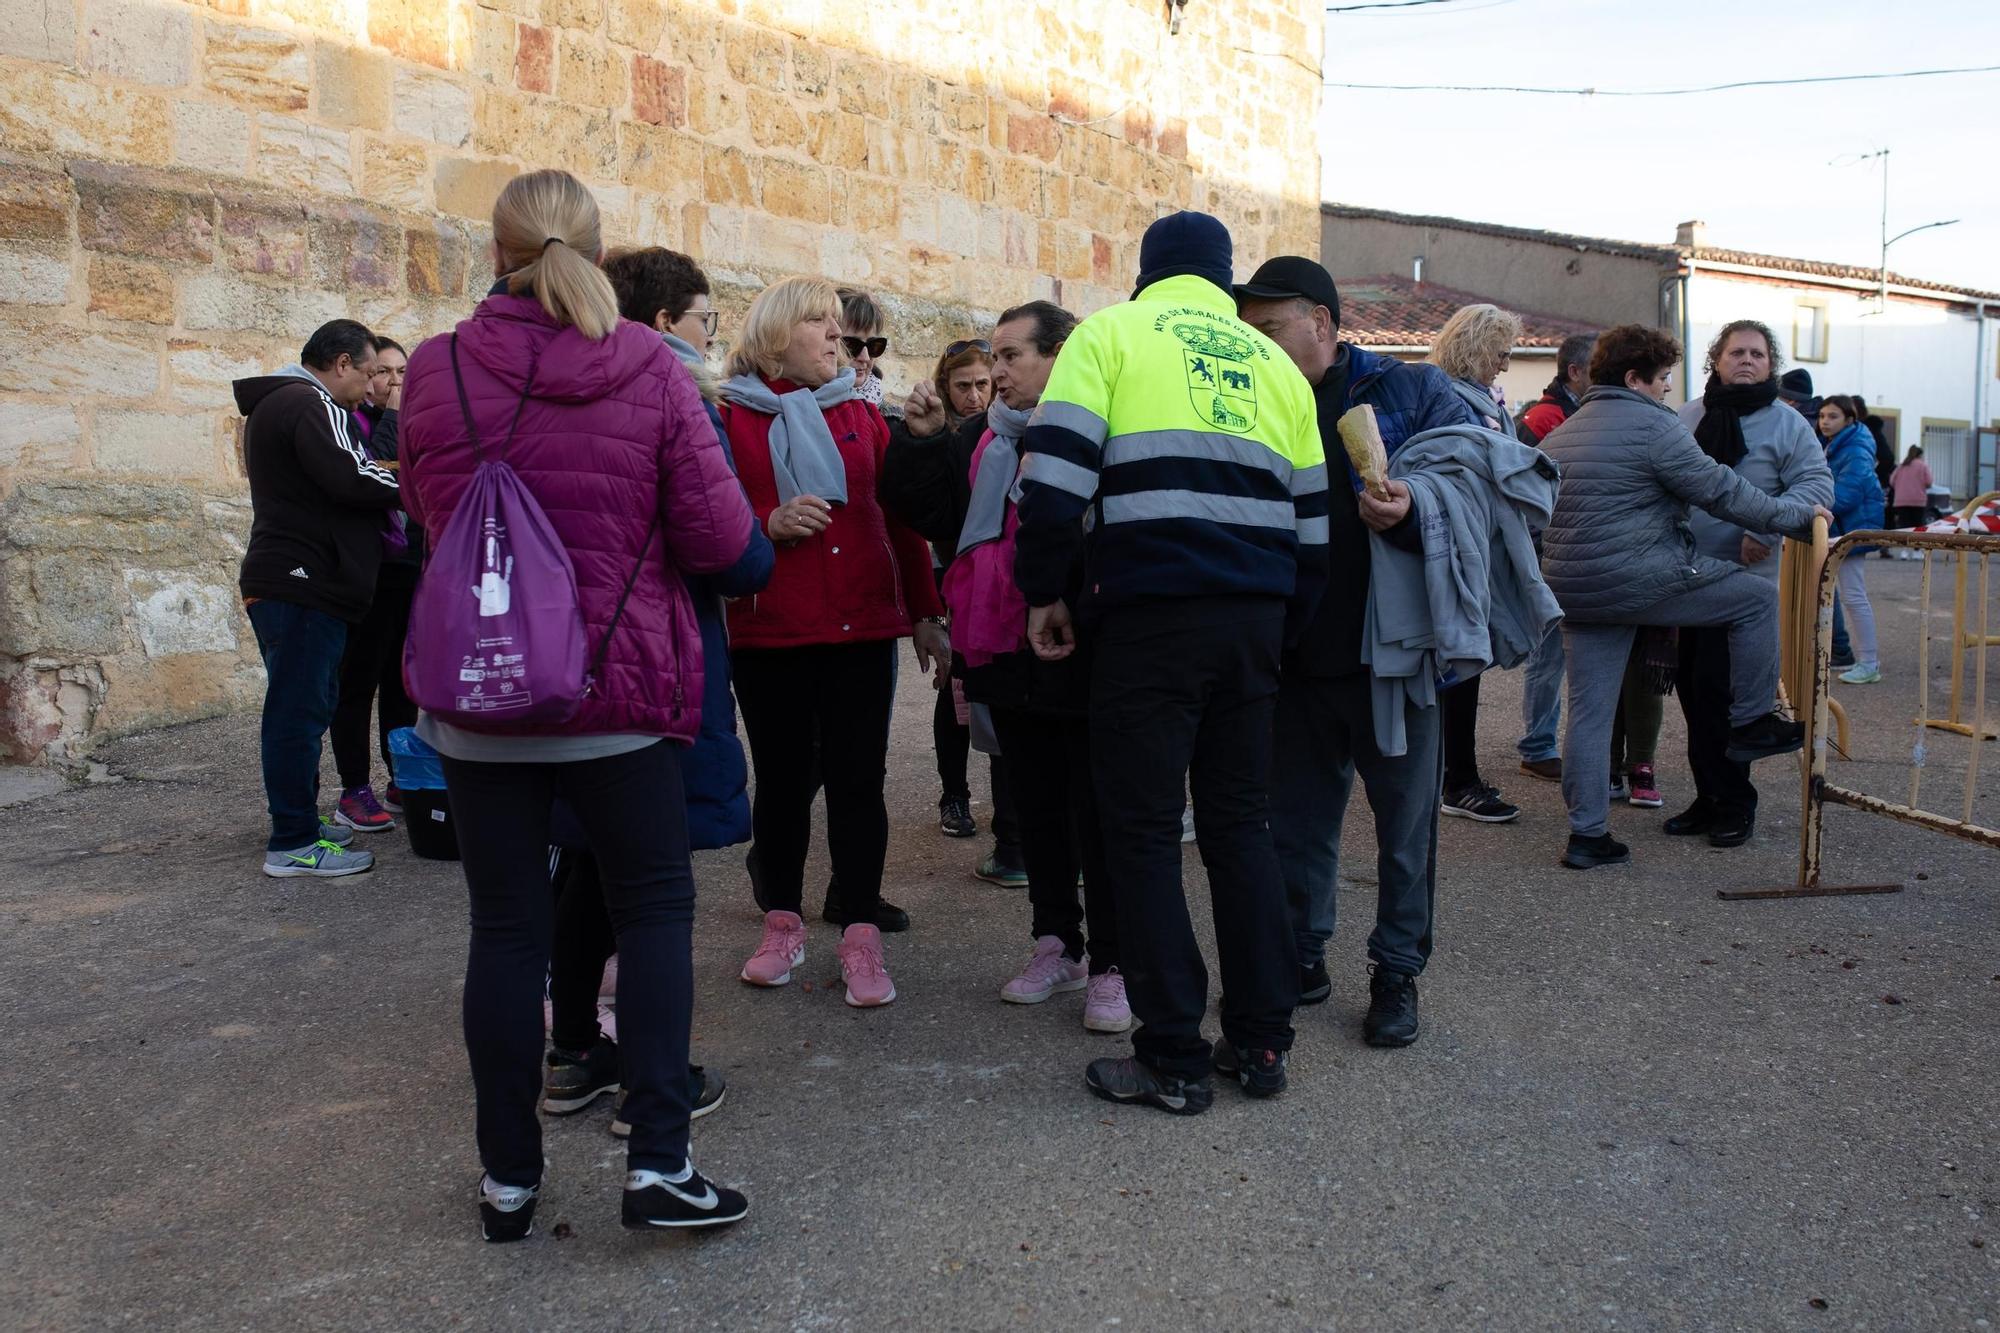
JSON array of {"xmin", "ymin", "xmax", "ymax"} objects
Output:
[
  {"xmin": 903, "ymin": 381, "xmax": 948, "ymax": 438},
  {"xmin": 1027, "ymin": 601, "xmax": 1075, "ymax": 661},
  {"xmin": 912, "ymin": 620, "xmax": 951, "ymax": 689},
  {"xmin": 1811, "ymin": 504, "xmax": 1835, "ymax": 528},
  {"xmin": 1740, "ymin": 535, "xmax": 1772, "ymax": 565},
  {"xmin": 767, "ymin": 494, "xmax": 832, "ymax": 543},
  {"xmin": 1356, "ymin": 479, "xmax": 1413, "ymax": 532}
]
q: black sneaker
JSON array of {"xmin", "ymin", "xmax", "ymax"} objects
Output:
[
  {"xmin": 478, "ymin": 1174, "xmax": 538, "ymax": 1243},
  {"xmin": 823, "ymin": 896, "xmax": 909, "ymax": 933},
  {"xmin": 1662, "ymin": 800, "xmax": 1717, "ymax": 836},
  {"xmin": 1084, "ymin": 1056, "xmax": 1213, "ymax": 1116},
  {"xmin": 1725, "ymin": 712, "xmax": 1805, "ymax": 763},
  {"xmin": 609, "ymin": 1065, "xmax": 726, "ymax": 1139},
  {"xmin": 1562, "ymin": 832, "xmax": 1632, "ymax": 869},
  {"xmin": 1299, "ymin": 960, "xmax": 1332, "ymax": 1006},
  {"xmin": 1210, "ymin": 1039, "xmax": 1289, "ymax": 1098},
  {"xmin": 1364, "ymin": 966, "xmax": 1420, "ymax": 1048},
  {"xmin": 939, "ymin": 797, "xmax": 976, "ymax": 838},
  {"xmin": 1441, "ymin": 784, "xmax": 1521, "ymax": 823},
  {"xmin": 1707, "ymin": 813, "xmax": 1755, "ymax": 848},
  {"xmin": 542, "ymin": 1037, "xmax": 620, "ymax": 1114},
  {"xmin": 621, "ymin": 1163, "xmax": 749, "ymax": 1230}
]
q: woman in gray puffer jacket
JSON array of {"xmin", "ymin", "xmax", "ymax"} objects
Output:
[{"xmin": 1538, "ymin": 325, "xmax": 1830, "ymax": 870}]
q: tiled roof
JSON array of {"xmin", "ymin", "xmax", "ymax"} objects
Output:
[
  {"xmin": 1336, "ymin": 274, "xmax": 1603, "ymax": 349},
  {"xmin": 1323, "ymin": 203, "xmax": 2000, "ymax": 303}
]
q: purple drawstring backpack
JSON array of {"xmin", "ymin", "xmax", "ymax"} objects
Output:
[{"xmin": 402, "ymin": 334, "xmax": 656, "ymax": 728}]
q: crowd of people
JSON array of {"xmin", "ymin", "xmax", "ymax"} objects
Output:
[{"xmin": 232, "ymin": 167, "xmax": 1915, "ymax": 1243}]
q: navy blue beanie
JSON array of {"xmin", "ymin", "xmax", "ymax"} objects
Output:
[{"xmin": 1134, "ymin": 210, "xmax": 1234, "ymax": 297}]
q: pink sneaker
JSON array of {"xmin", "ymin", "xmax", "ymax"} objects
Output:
[
  {"xmin": 1082, "ymin": 968, "xmax": 1133, "ymax": 1033},
  {"xmin": 837, "ymin": 923, "xmax": 896, "ymax": 1007},
  {"xmin": 1628, "ymin": 763, "xmax": 1664, "ymax": 809},
  {"xmin": 740, "ymin": 911, "xmax": 806, "ymax": 987},
  {"xmin": 999, "ymin": 935, "xmax": 1088, "ymax": 1005}
]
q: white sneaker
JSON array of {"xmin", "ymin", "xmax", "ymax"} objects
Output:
[{"xmin": 263, "ymin": 840, "xmax": 374, "ymax": 878}]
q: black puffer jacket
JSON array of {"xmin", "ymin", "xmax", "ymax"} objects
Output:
[{"xmin": 1539, "ymin": 386, "xmax": 1816, "ymax": 622}]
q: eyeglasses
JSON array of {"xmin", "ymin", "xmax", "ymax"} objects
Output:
[
  {"xmin": 689, "ymin": 309, "xmax": 719, "ymax": 336},
  {"xmin": 840, "ymin": 336, "xmax": 888, "ymax": 359},
  {"xmin": 944, "ymin": 339, "xmax": 991, "ymax": 357}
]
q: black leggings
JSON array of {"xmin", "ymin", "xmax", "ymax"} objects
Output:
[
  {"xmin": 330, "ymin": 578, "xmax": 415, "ymax": 790},
  {"xmin": 443, "ymin": 742, "xmax": 695, "ymax": 1185},
  {"xmin": 1441, "ymin": 672, "xmax": 1484, "ymax": 794},
  {"xmin": 934, "ymin": 686, "xmax": 970, "ymax": 802},
  {"xmin": 547, "ymin": 847, "xmax": 616, "ymax": 1055},
  {"xmin": 988, "ymin": 707, "xmax": 1116, "ymax": 972},
  {"xmin": 733, "ymin": 640, "xmax": 897, "ymax": 915}
]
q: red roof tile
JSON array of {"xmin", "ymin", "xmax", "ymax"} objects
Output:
[{"xmin": 1336, "ymin": 275, "xmax": 1605, "ymax": 349}]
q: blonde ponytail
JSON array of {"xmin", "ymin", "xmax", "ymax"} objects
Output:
[{"xmin": 491, "ymin": 169, "xmax": 621, "ymax": 341}]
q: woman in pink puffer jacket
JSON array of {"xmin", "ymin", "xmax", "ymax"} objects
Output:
[{"xmin": 400, "ymin": 169, "xmax": 757, "ymax": 1242}]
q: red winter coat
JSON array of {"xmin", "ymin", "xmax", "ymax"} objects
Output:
[
  {"xmin": 399, "ymin": 293, "xmax": 757, "ymax": 743},
  {"xmin": 721, "ymin": 381, "xmax": 943, "ymax": 650}
]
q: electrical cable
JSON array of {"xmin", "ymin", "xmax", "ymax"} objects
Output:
[
  {"xmin": 1326, "ymin": 0, "xmax": 1476, "ymax": 11},
  {"xmin": 1324, "ymin": 64, "xmax": 2000, "ymax": 95}
]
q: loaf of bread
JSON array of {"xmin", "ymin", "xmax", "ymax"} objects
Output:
[{"xmin": 1337, "ymin": 404, "xmax": 1392, "ymax": 500}]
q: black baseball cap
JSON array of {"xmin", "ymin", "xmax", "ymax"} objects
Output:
[{"xmin": 1233, "ymin": 256, "xmax": 1341, "ymax": 328}]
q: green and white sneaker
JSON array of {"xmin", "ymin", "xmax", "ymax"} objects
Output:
[
  {"xmin": 318, "ymin": 822, "xmax": 355, "ymax": 847},
  {"xmin": 263, "ymin": 839, "xmax": 375, "ymax": 878},
  {"xmin": 1838, "ymin": 664, "xmax": 1883, "ymax": 685}
]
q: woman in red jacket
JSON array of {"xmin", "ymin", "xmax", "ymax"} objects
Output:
[{"xmin": 720, "ymin": 276, "xmax": 948, "ymax": 1008}]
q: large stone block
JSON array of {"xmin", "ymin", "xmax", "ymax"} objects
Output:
[
  {"xmin": 217, "ymin": 189, "xmax": 309, "ymax": 279},
  {"xmin": 361, "ymin": 135, "xmax": 432, "ymax": 212},
  {"xmin": 0, "ymin": 403, "xmax": 82, "ymax": 470},
  {"xmin": 201, "ymin": 21, "xmax": 311, "ymax": 112},
  {"xmin": 314, "ymin": 41, "xmax": 393, "ymax": 132},
  {"xmin": 542, "ymin": 0, "xmax": 605, "ymax": 30},
  {"xmin": 179, "ymin": 271, "xmax": 344, "ymax": 337},
  {"xmin": 21, "ymin": 555, "xmax": 128, "ymax": 655},
  {"xmin": 0, "ymin": 160, "xmax": 74, "ymax": 250},
  {"xmin": 804, "ymin": 109, "xmax": 866, "ymax": 170},
  {"xmin": 434, "ymin": 155, "xmax": 519, "ymax": 219},
  {"xmin": 616, "ymin": 121, "xmax": 702, "ymax": 195},
  {"xmin": 746, "ymin": 86, "xmax": 803, "ymax": 148},
  {"xmin": 309, "ymin": 203, "xmax": 404, "ymax": 290},
  {"xmin": 74, "ymin": 162, "xmax": 216, "ymax": 264},
  {"xmin": 0, "ymin": 251, "xmax": 71, "ymax": 306},
  {"xmin": 789, "ymin": 42, "xmax": 830, "ymax": 98},
  {"xmin": 515, "ymin": 23, "xmax": 555, "ymax": 93},
  {"xmin": 833, "ymin": 59, "xmax": 889, "ymax": 118},
  {"xmin": 685, "ymin": 71, "xmax": 744, "ymax": 137},
  {"xmin": 468, "ymin": 6, "xmax": 517, "ymax": 86},
  {"xmin": 122, "ymin": 569, "xmax": 241, "ymax": 657},
  {"xmin": 475, "ymin": 91, "xmax": 615, "ymax": 181},
  {"xmin": 558, "ymin": 33, "xmax": 625, "ymax": 108},
  {"xmin": 83, "ymin": 0, "xmax": 194, "ymax": 87},
  {"xmin": 631, "ymin": 55, "xmax": 685, "ymax": 127},
  {"xmin": 368, "ymin": 0, "xmax": 453, "ymax": 68},
  {"xmin": 393, "ymin": 66, "xmax": 474, "ymax": 147},
  {"xmin": 760, "ymin": 158, "xmax": 828, "ymax": 224},
  {"xmin": 168, "ymin": 340, "xmax": 266, "ymax": 408},
  {"xmin": 721, "ymin": 22, "xmax": 786, "ymax": 88},
  {"xmin": 256, "ymin": 113, "xmax": 354, "ymax": 196},
  {"xmin": 87, "ymin": 255, "xmax": 175, "ymax": 324},
  {"xmin": 171, "ymin": 101, "xmax": 254, "ymax": 177},
  {"xmin": 95, "ymin": 410, "xmax": 219, "ymax": 477},
  {"xmin": 0, "ymin": 64, "xmax": 171, "ymax": 163},
  {"xmin": 404, "ymin": 222, "xmax": 469, "ymax": 298},
  {"xmin": 0, "ymin": 0, "xmax": 75, "ymax": 62},
  {"xmin": 0, "ymin": 328, "xmax": 160, "ymax": 399},
  {"xmin": 608, "ymin": 0, "xmax": 667, "ymax": 51}
]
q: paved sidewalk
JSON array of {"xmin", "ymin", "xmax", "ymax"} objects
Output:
[{"xmin": 3, "ymin": 563, "xmax": 1996, "ymax": 1330}]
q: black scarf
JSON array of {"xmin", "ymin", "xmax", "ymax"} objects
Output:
[
  {"xmin": 1542, "ymin": 377, "xmax": 1579, "ymax": 414},
  {"xmin": 1694, "ymin": 374, "xmax": 1779, "ymax": 469}
]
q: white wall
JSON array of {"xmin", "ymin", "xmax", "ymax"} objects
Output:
[
  {"xmin": 1377, "ymin": 350, "xmax": 1556, "ymax": 427},
  {"xmin": 1687, "ymin": 273, "xmax": 2000, "ymax": 500}
]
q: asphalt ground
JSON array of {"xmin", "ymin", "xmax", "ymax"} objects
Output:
[{"xmin": 3, "ymin": 556, "xmax": 1995, "ymax": 1331}]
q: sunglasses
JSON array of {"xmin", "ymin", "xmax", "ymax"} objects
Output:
[
  {"xmin": 945, "ymin": 339, "xmax": 991, "ymax": 357},
  {"xmin": 840, "ymin": 336, "xmax": 888, "ymax": 358}
]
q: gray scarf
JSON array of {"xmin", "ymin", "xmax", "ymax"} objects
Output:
[
  {"xmin": 956, "ymin": 399, "xmax": 1035, "ymax": 555},
  {"xmin": 720, "ymin": 369, "xmax": 858, "ymax": 504}
]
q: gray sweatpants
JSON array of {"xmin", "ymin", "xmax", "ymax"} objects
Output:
[{"xmin": 1561, "ymin": 571, "xmax": 1781, "ymax": 837}]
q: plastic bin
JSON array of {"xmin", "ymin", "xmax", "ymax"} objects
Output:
[
  {"xmin": 388, "ymin": 726, "xmax": 444, "ymax": 791},
  {"xmin": 403, "ymin": 787, "xmax": 460, "ymax": 860}
]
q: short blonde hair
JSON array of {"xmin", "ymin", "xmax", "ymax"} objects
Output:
[
  {"xmin": 491, "ymin": 169, "xmax": 620, "ymax": 341},
  {"xmin": 726, "ymin": 276, "xmax": 841, "ymax": 379},
  {"xmin": 1430, "ymin": 303, "xmax": 1523, "ymax": 384}
]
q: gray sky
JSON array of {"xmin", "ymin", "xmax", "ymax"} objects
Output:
[{"xmin": 1318, "ymin": 0, "xmax": 2000, "ymax": 293}]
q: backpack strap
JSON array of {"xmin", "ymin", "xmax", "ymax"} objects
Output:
[
  {"xmin": 584, "ymin": 515, "xmax": 662, "ymax": 697},
  {"xmin": 449, "ymin": 332, "xmax": 537, "ymax": 465}
]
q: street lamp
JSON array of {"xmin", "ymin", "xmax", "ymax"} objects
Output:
[
  {"xmin": 1882, "ymin": 218, "xmax": 1960, "ymax": 304},
  {"xmin": 1831, "ymin": 148, "xmax": 1963, "ymax": 307}
]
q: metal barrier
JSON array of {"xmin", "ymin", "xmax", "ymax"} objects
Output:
[
  {"xmin": 1920, "ymin": 492, "xmax": 2000, "ymax": 741},
  {"xmin": 1721, "ymin": 527, "xmax": 2000, "ymax": 900},
  {"xmin": 1777, "ymin": 515, "xmax": 1849, "ymax": 758}
]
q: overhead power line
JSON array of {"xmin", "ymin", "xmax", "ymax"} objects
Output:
[
  {"xmin": 1325, "ymin": 0, "xmax": 1471, "ymax": 10},
  {"xmin": 1325, "ymin": 64, "xmax": 2000, "ymax": 95}
]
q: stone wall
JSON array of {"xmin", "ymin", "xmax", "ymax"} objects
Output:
[{"xmin": 0, "ymin": 0, "xmax": 1324, "ymax": 763}]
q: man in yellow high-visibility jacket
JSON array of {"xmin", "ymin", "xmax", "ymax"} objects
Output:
[{"xmin": 1013, "ymin": 211, "xmax": 1329, "ymax": 1116}]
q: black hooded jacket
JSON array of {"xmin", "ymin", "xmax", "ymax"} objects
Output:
[{"xmin": 234, "ymin": 368, "xmax": 402, "ymax": 621}]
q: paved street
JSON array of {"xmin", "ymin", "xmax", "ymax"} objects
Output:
[{"xmin": 4, "ymin": 560, "xmax": 1996, "ymax": 1331}]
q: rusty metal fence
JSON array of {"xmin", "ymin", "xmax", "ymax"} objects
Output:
[{"xmin": 1721, "ymin": 526, "xmax": 2000, "ymax": 901}]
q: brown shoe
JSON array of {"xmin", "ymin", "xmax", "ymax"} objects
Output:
[{"xmin": 1519, "ymin": 758, "xmax": 1561, "ymax": 782}]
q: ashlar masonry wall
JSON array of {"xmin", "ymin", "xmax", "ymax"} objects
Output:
[{"xmin": 0, "ymin": 0, "xmax": 1323, "ymax": 762}]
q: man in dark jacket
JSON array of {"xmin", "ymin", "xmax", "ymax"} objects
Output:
[
  {"xmin": 1513, "ymin": 332, "xmax": 1595, "ymax": 782},
  {"xmin": 235, "ymin": 318, "xmax": 400, "ymax": 879},
  {"xmin": 1235, "ymin": 256, "xmax": 1475, "ymax": 1050}
]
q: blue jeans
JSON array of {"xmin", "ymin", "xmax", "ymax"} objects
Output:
[
  {"xmin": 1271, "ymin": 672, "xmax": 1443, "ymax": 977},
  {"xmin": 1516, "ymin": 620, "xmax": 1565, "ymax": 763},
  {"xmin": 247, "ymin": 598, "xmax": 347, "ymax": 852}
]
